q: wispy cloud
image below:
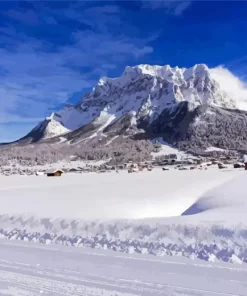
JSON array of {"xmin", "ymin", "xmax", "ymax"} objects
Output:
[
  {"xmin": 6, "ymin": 9, "xmax": 39, "ymax": 25},
  {"xmin": 0, "ymin": 1, "xmax": 156, "ymax": 140},
  {"xmin": 0, "ymin": 39, "xmax": 92, "ymax": 123},
  {"xmin": 174, "ymin": 1, "xmax": 191, "ymax": 16},
  {"xmin": 142, "ymin": 0, "xmax": 192, "ymax": 15}
]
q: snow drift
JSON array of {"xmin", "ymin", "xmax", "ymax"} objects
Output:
[{"xmin": 182, "ymin": 172, "xmax": 247, "ymax": 220}]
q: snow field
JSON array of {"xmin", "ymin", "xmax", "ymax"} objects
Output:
[
  {"xmin": 0, "ymin": 168, "xmax": 242, "ymax": 220},
  {"xmin": 0, "ymin": 167, "xmax": 247, "ymax": 264}
]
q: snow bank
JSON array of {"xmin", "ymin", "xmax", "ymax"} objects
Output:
[{"xmin": 1, "ymin": 240, "xmax": 246, "ymax": 296}]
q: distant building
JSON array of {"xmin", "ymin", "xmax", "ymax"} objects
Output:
[
  {"xmin": 243, "ymin": 155, "xmax": 247, "ymax": 170},
  {"xmin": 46, "ymin": 169, "xmax": 64, "ymax": 177},
  {"xmin": 35, "ymin": 171, "xmax": 44, "ymax": 176}
]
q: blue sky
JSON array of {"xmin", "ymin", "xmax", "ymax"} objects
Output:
[{"xmin": 1, "ymin": 0, "xmax": 247, "ymax": 142}]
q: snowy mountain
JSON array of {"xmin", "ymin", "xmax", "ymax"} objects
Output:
[
  {"xmin": 16, "ymin": 64, "xmax": 247, "ymax": 150},
  {"xmin": 18, "ymin": 113, "xmax": 70, "ymax": 144}
]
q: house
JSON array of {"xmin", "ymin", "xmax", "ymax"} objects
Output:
[
  {"xmin": 46, "ymin": 169, "xmax": 64, "ymax": 177},
  {"xmin": 244, "ymin": 155, "xmax": 247, "ymax": 170},
  {"xmin": 35, "ymin": 171, "xmax": 44, "ymax": 176},
  {"xmin": 234, "ymin": 163, "xmax": 242, "ymax": 169},
  {"xmin": 218, "ymin": 163, "xmax": 226, "ymax": 169},
  {"xmin": 162, "ymin": 167, "xmax": 169, "ymax": 171}
]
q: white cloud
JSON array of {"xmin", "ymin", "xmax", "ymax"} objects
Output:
[{"xmin": 210, "ymin": 65, "xmax": 247, "ymax": 111}]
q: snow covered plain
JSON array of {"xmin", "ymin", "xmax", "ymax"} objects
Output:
[
  {"xmin": 0, "ymin": 168, "xmax": 242, "ymax": 220},
  {"xmin": 0, "ymin": 168, "xmax": 247, "ymax": 264},
  {"xmin": 0, "ymin": 239, "xmax": 246, "ymax": 296}
]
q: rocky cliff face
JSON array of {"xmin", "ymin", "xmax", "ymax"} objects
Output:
[{"xmin": 15, "ymin": 64, "xmax": 247, "ymax": 151}]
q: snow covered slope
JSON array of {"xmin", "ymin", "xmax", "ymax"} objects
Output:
[
  {"xmin": 17, "ymin": 64, "xmax": 247, "ymax": 147},
  {"xmin": 1, "ymin": 240, "xmax": 246, "ymax": 296}
]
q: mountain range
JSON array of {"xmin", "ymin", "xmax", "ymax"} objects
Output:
[{"xmin": 14, "ymin": 64, "xmax": 247, "ymax": 152}]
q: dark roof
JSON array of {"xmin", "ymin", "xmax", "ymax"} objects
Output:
[{"xmin": 46, "ymin": 169, "xmax": 64, "ymax": 174}]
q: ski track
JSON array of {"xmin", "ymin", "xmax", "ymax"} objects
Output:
[{"xmin": 0, "ymin": 240, "xmax": 246, "ymax": 296}]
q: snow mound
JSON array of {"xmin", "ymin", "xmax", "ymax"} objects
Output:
[{"xmin": 182, "ymin": 173, "xmax": 247, "ymax": 216}]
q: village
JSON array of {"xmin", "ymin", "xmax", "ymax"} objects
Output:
[{"xmin": 0, "ymin": 151, "xmax": 246, "ymax": 177}]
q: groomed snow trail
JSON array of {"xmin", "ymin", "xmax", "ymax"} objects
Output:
[{"xmin": 0, "ymin": 240, "xmax": 246, "ymax": 296}]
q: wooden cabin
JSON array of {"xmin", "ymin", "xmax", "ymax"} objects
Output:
[{"xmin": 46, "ymin": 169, "xmax": 64, "ymax": 177}]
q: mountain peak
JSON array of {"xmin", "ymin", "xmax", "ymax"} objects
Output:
[
  {"xmin": 121, "ymin": 64, "xmax": 210, "ymax": 84},
  {"xmin": 96, "ymin": 64, "xmax": 210, "ymax": 90},
  {"xmin": 45, "ymin": 112, "xmax": 56, "ymax": 120},
  {"xmin": 16, "ymin": 63, "xmax": 247, "ymax": 145}
]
